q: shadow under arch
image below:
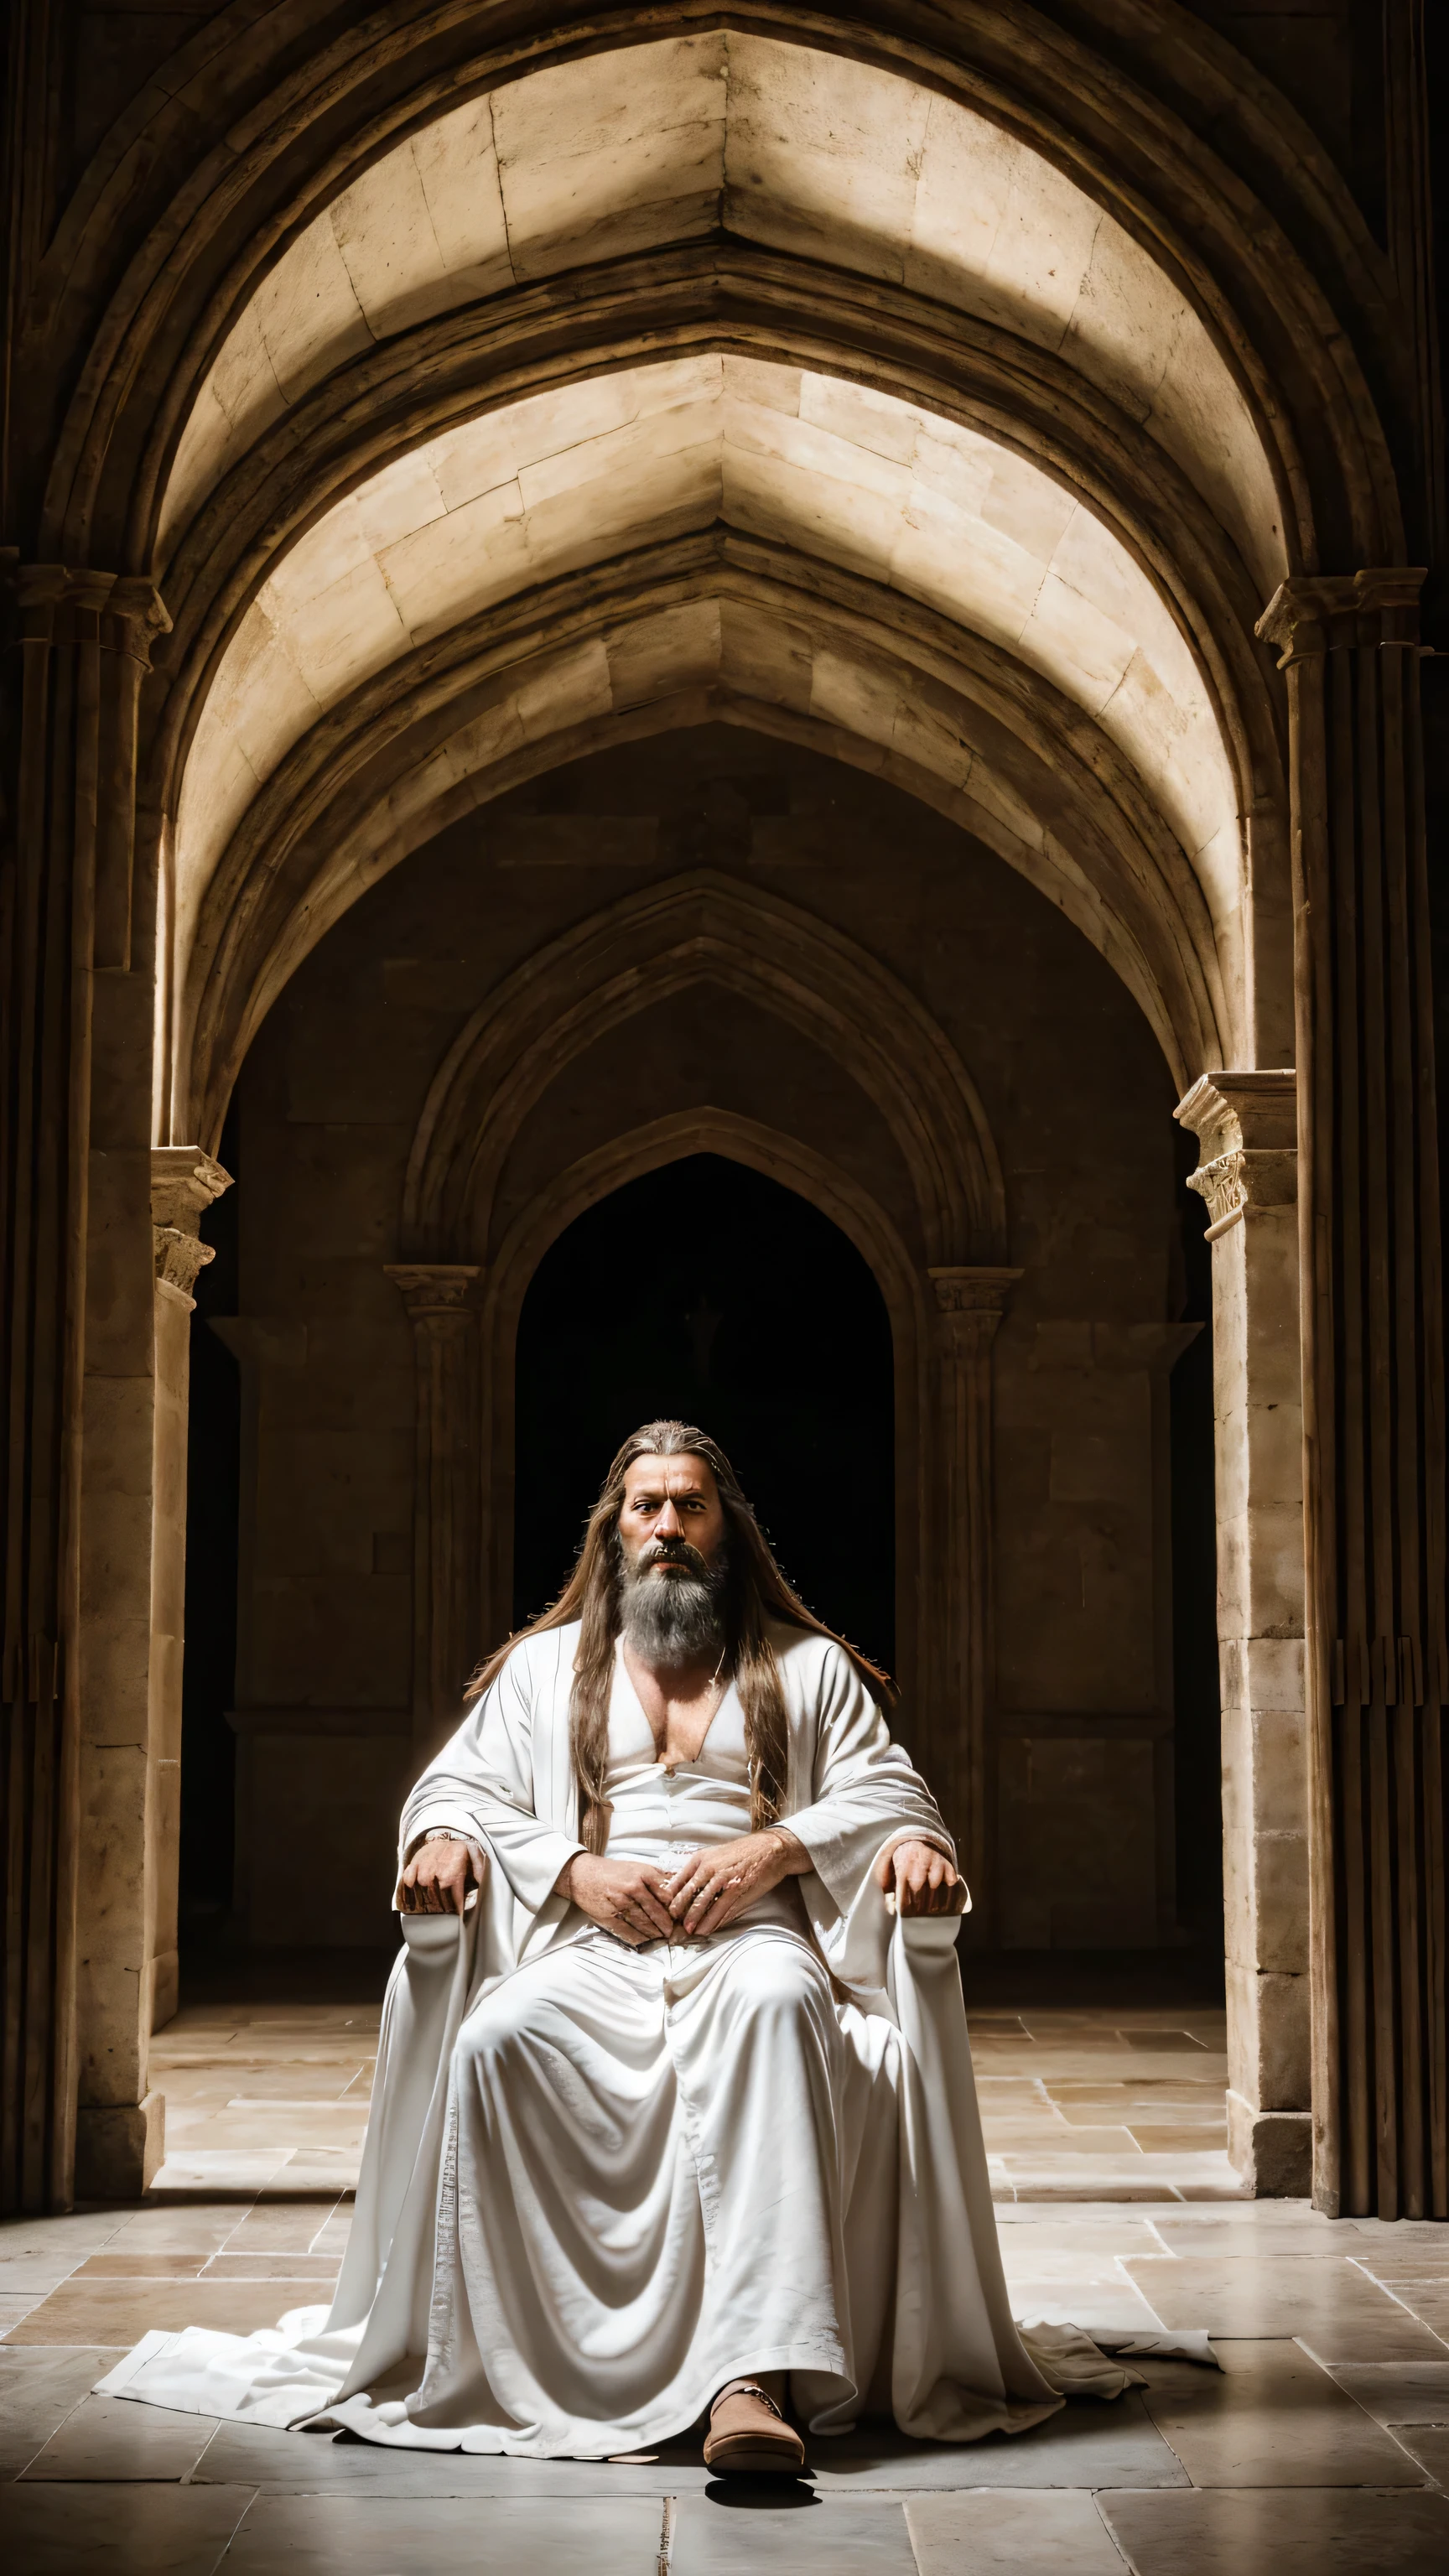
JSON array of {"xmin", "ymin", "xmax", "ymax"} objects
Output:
[
  {"xmin": 485, "ymin": 1109, "xmax": 927, "ymax": 1710},
  {"xmin": 179, "ymin": 540, "xmax": 1233, "ymax": 1150},
  {"xmin": 403, "ymin": 866, "xmax": 1008, "ymax": 1275},
  {"xmin": 394, "ymin": 876, "xmax": 1015, "ymax": 1883}
]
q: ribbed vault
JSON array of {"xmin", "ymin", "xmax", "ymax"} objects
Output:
[
  {"xmin": 178, "ymin": 354, "xmax": 1238, "ymax": 949},
  {"xmin": 402, "ymin": 869, "xmax": 1006, "ymax": 1265},
  {"xmin": 111, "ymin": 8, "xmax": 1397, "ymax": 1148},
  {"xmin": 158, "ymin": 32, "xmax": 1287, "ymax": 595},
  {"xmin": 179, "ymin": 534, "xmax": 1228, "ymax": 1146}
]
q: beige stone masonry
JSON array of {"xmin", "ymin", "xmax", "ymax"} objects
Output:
[
  {"xmin": 1176, "ymin": 1070, "xmax": 1307, "ymax": 2194},
  {"xmin": 160, "ymin": 36, "xmax": 1284, "ymax": 596},
  {"xmin": 74, "ymin": 1150, "xmax": 230, "ymax": 2200},
  {"xmin": 174, "ymin": 356, "xmax": 1242, "ymax": 1030},
  {"xmin": 383, "ymin": 1265, "xmax": 484, "ymax": 1758}
]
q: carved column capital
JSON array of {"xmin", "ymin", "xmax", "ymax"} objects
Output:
[
  {"xmin": 151, "ymin": 1148, "xmax": 232, "ymax": 1309},
  {"xmin": 1176, "ymin": 1071, "xmax": 1296, "ymax": 1241},
  {"xmin": 106, "ymin": 578, "xmax": 172, "ymax": 668},
  {"xmin": 5, "ymin": 564, "xmax": 170, "ymax": 662},
  {"xmin": 384, "ymin": 1262, "xmax": 481, "ymax": 1322},
  {"xmin": 1256, "ymin": 568, "xmax": 1425, "ymax": 667},
  {"xmin": 929, "ymin": 1265, "xmax": 1022, "ymax": 1343}
]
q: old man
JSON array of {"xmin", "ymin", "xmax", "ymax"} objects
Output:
[{"xmin": 101, "ymin": 1420, "xmax": 1126, "ymax": 2457}]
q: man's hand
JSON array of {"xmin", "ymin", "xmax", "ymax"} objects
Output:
[
  {"xmin": 874, "ymin": 1837, "xmax": 963, "ymax": 1916},
  {"xmin": 557, "ymin": 1853, "xmax": 678, "ymax": 1946},
  {"xmin": 664, "ymin": 1829, "xmax": 808, "ymax": 1938},
  {"xmin": 396, "ymin": 1836, "xmax": 476, "ymax": 1915}
]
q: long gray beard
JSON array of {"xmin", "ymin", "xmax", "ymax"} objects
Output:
[{"xmin": 618, "ymin": 1561, "xmax": 725, "ymax": 1664}]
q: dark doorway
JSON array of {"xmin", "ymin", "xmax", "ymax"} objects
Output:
[{"xmin": 512, "ymin": 1156, "xmax": 896, "ymax": 1675}]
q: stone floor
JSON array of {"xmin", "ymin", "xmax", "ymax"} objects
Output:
[{"xmin": 2, "ymin": 1997, "xmax": 1447, "ymax": 2571}]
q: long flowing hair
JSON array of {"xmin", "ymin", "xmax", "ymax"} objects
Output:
[{"xmin": 468, "ymin": 1420, "xmax": 896, "ymax": 1852}]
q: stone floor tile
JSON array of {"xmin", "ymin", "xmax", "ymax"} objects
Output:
[
  {"xmin": 989, "ymin": 2127, "xmax": 1145, "ymax": 2155},
  {"xmin": 221, "ymin": 2200, "xmax": 345, "ymax": 2252},
  {"xmin": 1146, "ymin": 2217, "xmax": 1354, "ymax": 2259},
  {"xmin": 1392, "ymin": 2427, "xmax": 1449, "ymax": 2483},
  {"xmin": 1342, "ymin": 2220, "xmax": 1449, "ymax": 2251},
  {"xmin": 1012, "ymin": 2286, "xmax": 1171, "ymax": 2334},
  {"xmin": 997, "ymin": 2220, "xmax": 1164, "ymax": 2257},
  {"xmin": 1124, "ymin": 2255, "xmax": 1449, "ymax": 2356},
  {"xmin": 101, "ymin": 2210, "xmax": 243, "ymax": 2254},
  {"xmin": 221, "ymin": 2493, "xmax": 662, "ymax": 2572},
  {"xmin": 265, "ymin": 2166, "xmax": 363, "ymax": 2195},
  {"xmin": 809, "ymin": 2394, "xmax": 1188, "ymax": 2490},
  {"xmin": 308, "ymin": 2212, "xmax": 354, "ymax": 2255},
  {"xmin": 1376, "ymin": 2285, "xmax": 1449, "ymax": 2335},
  {"xmin": 673, "ymin": 2494, "xmax": 914, "ymax": 2572},
  {"xmin": 3, "ymin": 2277, "xmax": 306, "ymax": 2346},
  {"xmin": 1329, "ymin": 2362, "xmax": 1449, "ymax": 2425},
  {"xmin": 1348, "ymin": 2253, "xmax": 1449, "ymax": 2282},
  {"xmin": 0, "ymin": 2480, "xmax": 253, "ymax": 2573},
  {"xmin": 1098, "ymin": 2485, "xmax": 1449, "ymax": 2574},
  {"xmin": 193, "ymin": 2421, "xmax": 715, "ymax": 2495},
  {"xmin": 200, "ymin": 2253, "xmax": 340, "ymax": 2282},
  {"xmin": 0, "ymin": 2291, "xmax": 49, "ymax": 2336},
  {"xmin": 905, "ymin": 2489, "xmax": 1126, "ymax": 2572},
  {"xmin": 0, "ymin": 2348, "xmax": 111, "ymax": 2476},
  {"xmin": 73, "ymin": 2255, "xmax": 213, "ymax": 2279},
  {"xmin": 1010, "ymin": 2181, "xmax": 1183, "ymax": 2204},
  {"xmin": 998, "ymin": 2251, "xmax": 1140, "ymax": 2285},
  {"xmin": 0, "ymin": 2213, "xmax": 125, "ymax": 2257},
  {"xmin": 1128, "ymin": 2127, "xmax": 1229, "ymax": 2153},
  {"xmin": 1136, "ymin": 2340, "xmax": 1427, "ymax": 2486},
  {"xmin": 0, "ymin": 2215, "xmax": 126, "ymax": 2296},
  {"xmin": 20, "ymin": 2392, "xmax": 219, "ymax": 2480},
  {"xmin": 1171, "ymin": 2183, "xmax": 1256, "ymax": 2203},
  {"xmin": 147, "ymin": 2153, "xmax": 293, "ymax": 2193}
]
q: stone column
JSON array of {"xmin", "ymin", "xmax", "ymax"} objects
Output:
[
  {"xmin": 384, "ymin": 1265, "xmax": 482, "ymax": 1758},
  {"xmin": 146, "ymin": 1154, "xmax": 232, "ymax": 2032},
  {"xmin": 927, "ymin": 1265, "xmax": 1020, "ymax": 1924},
  {"xmin": 1177, "ymin": 1070, "xmax": 1307, "ymax": 2193},
  {"xmin": 2, "ymin": 564, "xmax": 169, "ymax": 2211},
  {"xmin": 70, "ymin": 1148, "xmax": 230, "ymax": 2197},
  {"xmin": 1258, "ymin": 571, "xmax": 1446, "ymax": 2218}
]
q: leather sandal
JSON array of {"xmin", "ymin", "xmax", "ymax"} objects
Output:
[{"xmin": 702, "ymin": 2380, "xmax": 806, "ymax": 2475}]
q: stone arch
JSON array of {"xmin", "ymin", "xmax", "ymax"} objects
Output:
[
  {"xmin": 178, "ymin": 538, "xmax": 1235, "ymax": 1150},
  {"xmin": 392, "ymin": 980, "xmax": 1012, "ymax": 1896},
  {"xmin": 38, "ymin": 6, "xmax": 1405, "ymax": 582},
  {"xmin": 150, "ymin": 32, "xmax": 1291, "ymax": 595},
  {"xmin": 401, "ymin": 867, "xmax": 1007, "ymax": 1270},
  {"xmin": 475, "ymin": 1109, "xmax": 929, "ymax": 1706}
]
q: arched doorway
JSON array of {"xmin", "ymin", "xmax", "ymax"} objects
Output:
[{"xmin": 512, "ymin": 1155, "xmax": 896, "ymax": 1672}]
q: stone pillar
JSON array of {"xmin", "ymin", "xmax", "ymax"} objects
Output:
[
  {"xmin": 927, "ymin": 1265, "xmax": 1020, "ymax": 1924},
  {"xmin": 2, "ymin": 564, "xmax": 169, "ymax": 2211},
  {"xmin": 1176, "ymin": 1070, "xmax": 1308, "ymax": 2193},
  {"xmin": 147, "ymin": 1153, "xmax": 232, "ymax": 2032},
  {"xmin": 1257, "ymin": 570, "xmax": 1446, "ymax": 2218},
  {"xmin": 70, "ymin": 1148, "xmax": 230, "ymax": 2197},
  {"xmin": 384, "ymin": 1265, "xmax": 482, "ymax": 1758}
]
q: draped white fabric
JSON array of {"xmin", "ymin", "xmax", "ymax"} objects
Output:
[{"xmin": 98, "ymin": 1625, "xmax": 1145, "ymax": 2448}]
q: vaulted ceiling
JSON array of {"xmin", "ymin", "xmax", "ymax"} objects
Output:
[{"xmin": 138, "ymin": 26, "xmax": 1322, "ymax": 1137}]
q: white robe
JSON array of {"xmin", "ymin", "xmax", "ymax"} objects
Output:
[{"xmin": 98, "ymin": 1623, "xmax": 1143, "ymax": 2448}]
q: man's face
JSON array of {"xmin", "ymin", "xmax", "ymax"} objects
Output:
[{"xmin": 618, "ymin": 1454, "xmax": 726, "ymax": 1583}]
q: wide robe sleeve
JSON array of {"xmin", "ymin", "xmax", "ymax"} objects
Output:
[
  {"xmin": 776, "ymin": 1630, "xmax": 957, "ymax": 1992},
  {"xmin": 400, "ymin": 1628, "xmax": 585, "ymax": 1914}
]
